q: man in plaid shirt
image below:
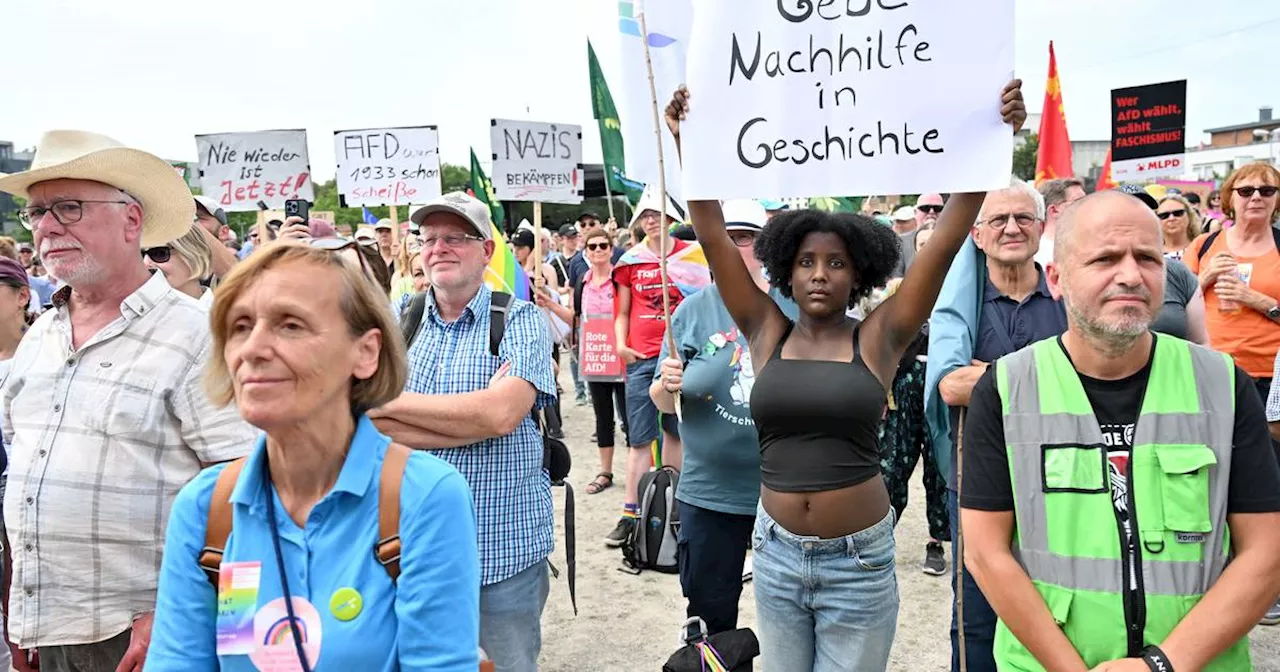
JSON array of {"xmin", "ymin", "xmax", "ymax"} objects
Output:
[
  {"xmin": 0, "ymin": 131, "xmax": 256, "ymax": 672},
  {"xmin": 370, "ymin": 192, "xmax": 556, "ymax": 672}
]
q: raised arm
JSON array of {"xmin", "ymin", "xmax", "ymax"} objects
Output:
[
  {"xmin": 667, "ymin": 86, "xmax": 785, "ymax": 343},
  {"xmin": 863, "ymin": 80, "xmax": 1025, "ymax": 376}
]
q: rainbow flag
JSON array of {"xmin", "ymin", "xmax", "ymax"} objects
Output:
[{"xmin": 484, "ymin": 223, "xmax": 531, "ymax": 301}]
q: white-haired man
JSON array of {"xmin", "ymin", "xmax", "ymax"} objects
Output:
[
  {"xmin": 0, "ymin": 131, "xmax": 254, "ymax": 672},
  {"xmin": 930, "ymin": 178, "xmax": 1069, "ymax": 672}
]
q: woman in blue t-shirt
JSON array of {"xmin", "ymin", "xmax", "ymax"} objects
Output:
[{"xmin": 648, "ymin": 200, "xmax": 797, "ymax": 635}]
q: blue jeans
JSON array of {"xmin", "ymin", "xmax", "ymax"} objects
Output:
[
  {"xmin": 480, "ymin": 559, "xmax": 550, "ymax": 672},
  {"xmin": 677, "ymin": 500, "xmax": 754, "ymax": 635},
  {"xmin": 948, "ymin": 489, "xmax": 998, "ymax": 672},
  {"xmin": 625, "ymin": 358, "xmax": 664, "ymax": 446},
  {"xmin": 752, "ymin": 505, "xmax": 898, "ymax": 672}
]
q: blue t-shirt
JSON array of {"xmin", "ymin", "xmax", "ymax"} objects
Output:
[
  {"xmin": 656, "ymin": 286, "xmax": 798, "ymax": 515},
  {"xmin": 146, "ymin": 416, "xmax": 480, "ymax": 672}
]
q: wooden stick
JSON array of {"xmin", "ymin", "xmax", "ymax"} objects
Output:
[
  {"xmin": 639, "ymin": 9, "xmax": 681, "ymax": 422},
  {"xmin": 255, "ymin": 209, "xmax": 268, "ymax": 248},
  {"xmin": 603, "ymin": 169, "xmax": 618, "ymax": 223},
  {"xmin": 533, "ymin": 202, "xmax": 545, "ymax": 291}
]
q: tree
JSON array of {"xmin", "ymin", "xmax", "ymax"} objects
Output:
[
  {"xmin": 1012, "ymin": 134, "xmax": 1039, "ymax": 182},
  {"xmin": 441, "ymin": 163, "xmax": 470, "ymax": 194}
]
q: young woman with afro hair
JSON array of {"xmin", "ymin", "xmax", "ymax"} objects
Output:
[{"xmin": 663, "ymin": 80, "xmax": 1027, "ymax": 671}]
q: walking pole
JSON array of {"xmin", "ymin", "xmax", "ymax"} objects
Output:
[
  {"xmin": 639, "ymin": 8, "xmax": 681, "ymax": 423},
  {"xmin": 956, "ymin": 406, "xmax": 968, "ymax": 672}
]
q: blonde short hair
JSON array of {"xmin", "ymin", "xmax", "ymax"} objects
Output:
[
  {"xmin": 205, "ymin": 243, "xmax": 407, "ymax": 416},
  {"xmin": 166, "ymin": 225, "xmax": 214, "ymax": 282},
  {"xmin": 1157, "ymin": 194, "xmax": 1201, "ymax": 242}
]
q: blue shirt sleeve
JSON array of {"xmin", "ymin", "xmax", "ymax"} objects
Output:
[
  {"xmin": 146, "ymin": 466, "xmax": 225, "ymax": 671},
  {"xmin": 396, "ymin": 453, "xmax": 480, "ymax": 671},
  {"xmin": 500, "ymin": 299, "xmax": 557, "ymax": 410}
]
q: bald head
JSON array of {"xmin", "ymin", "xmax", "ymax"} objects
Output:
[{"xmin": 1054, "ymin": 191, "xmax": 1161, "ymax": 266}]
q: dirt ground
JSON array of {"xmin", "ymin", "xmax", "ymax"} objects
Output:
[{"xmin": 538, "ymin": 372, "xmax": 1280, "ymax": 671}]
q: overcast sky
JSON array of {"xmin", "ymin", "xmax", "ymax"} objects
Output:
[{"xmin": 4, "ymin": 0, "xmax": 1278, "ymax": 180}]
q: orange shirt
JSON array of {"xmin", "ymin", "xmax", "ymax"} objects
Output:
[{"xmin": 1183, "ymin": 231, "xmax": 1280, "ymax": 378}]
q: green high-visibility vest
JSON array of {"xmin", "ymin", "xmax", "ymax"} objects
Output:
[{"xmin": 992, "ymin": 335, "xmax": 1250, "ymax": 671}]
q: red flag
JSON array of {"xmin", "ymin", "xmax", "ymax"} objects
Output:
[
  {"xmin": 1097, "ymin": 149, "xmax": 1117, "ymax": 191},
  {"xmin": 1035, "ymin": 41, "xmax": 1073, "ymax": 186}
]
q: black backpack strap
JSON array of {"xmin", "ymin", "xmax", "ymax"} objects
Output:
[
  {"xmin": 489, "ymin": 291, "xmax": 513, "ymax": 357},
  {"xmin": 1196, "ymin": 230, "xmax": 1222, "ymax": 262},
  {"xmin": 400, "ymin": 292, "xmax": 429, "ymax": 349}
]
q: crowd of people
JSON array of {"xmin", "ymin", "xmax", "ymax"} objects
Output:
[{"xmin": 0, "ymin": 77, "xmax": 1276, "ymax": 672}]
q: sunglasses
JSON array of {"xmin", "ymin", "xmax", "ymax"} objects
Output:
[
  {"xmin": 142, "ymin": 247, "xmax": 171, "ymax": 263},
  {"xmin": 310, "ymin": 238, "xmax": 374, "ymax": 280},
  {"xmin": 917, "ymin": 204, "xmax": 943, "ymax": 214},
  {"xmin": 585, "ymin": 242, "xmax": 611, "ymax": 251},
  {"xmin": 1156, "ymin": 209, "xmax": 1187, "ymax": 220},
  {"xmin": 1235, "ymin": 186, "xmax": 1279, "ymax": 199}
]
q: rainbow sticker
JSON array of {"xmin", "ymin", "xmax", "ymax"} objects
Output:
[{"xmin": 251, "ymin": 596, "xmax": 322, "ymax": 671}]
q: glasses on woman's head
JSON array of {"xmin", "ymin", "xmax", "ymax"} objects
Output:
[
  {"xmin": 141, "ymin": 247, "xmax": 172, "ymax": 264},
  {"xmin": 1156, "ymin": 209, "xmax": 1187, "ymax": 220},
  {"xmin": 310, "ymin": 237, "xmax": 373, "ymax": 279},
  {"xmin": 585, "ymin": 242, "xmax": 611, "ymax": 251},
  {"xmin": 729, "ymin": 231, "xmax": 758, "ymax": 248},
  {"xmin": 1234, "ymin": 186, "xmax": 1279, "ymax": 199}
]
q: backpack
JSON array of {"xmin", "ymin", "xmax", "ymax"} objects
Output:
[
  {"xmin": 621, "ymin": 465, "xmax": 681, "ymax": 574},
  {"xmin": 198, "ymin": 443, "xmax": 413, "ymax": 585},
  {"xmin": 1195, "ymin": 226, "xmax": 1280, "ymax": 261},
  {"xmin": 401, "ymin": 290, "xmax": 577, "ymax": 613}
]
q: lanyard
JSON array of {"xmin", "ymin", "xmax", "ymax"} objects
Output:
[{"xmin": 263, "ymin": 460, "xmax": 314, "ymax": 672}]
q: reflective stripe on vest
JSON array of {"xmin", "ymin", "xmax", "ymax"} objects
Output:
[{"xmin": 997, "ymin": 335, "xmax": 1234, "ymax": 599}]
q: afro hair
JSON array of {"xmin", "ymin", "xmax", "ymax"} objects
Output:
[{"xmin": 754, "ymin": 209, "xmax": 901, "ymax": 308}]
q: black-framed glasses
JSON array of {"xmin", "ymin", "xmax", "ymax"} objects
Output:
[
  {"xmin": 310, "ymin": 238, "xmax": 373, "ymax": 279},
  {"xmin": 1235, "ymin": 186, "xmax": 1279, "ymax": 199},
  {"xmin": 19, "ymin": 199, "xmax": 131, "ymax": 228},
  {"xmin": 142, "ymin": 247, "xmax": 172, "ymax": 263},
  {"xmin": 729, "ymin": 231, "xmax": 758, "ymax": 248},
  {"xmin": 585, "ymin": 242, "xmax": 611, "ymax": 251},
  {"xmin": 981, "ymin": 212, "xmax": 1038, "ymax": 230},
  {"xmin": 421, "ymin": 233, "xmax": 484, "ymax": 249},
  {"xmin": 917, "ymin": 204, "xmax": 943, "ymax": 214},
  {"xmin": 1156, "ymin": 209, "xmax": 1187, "ymax": 220}
]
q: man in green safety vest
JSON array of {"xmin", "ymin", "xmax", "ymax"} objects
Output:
[{"xmin": 959, "ymin": 190, "xmax": 1280, "ymax": 671}]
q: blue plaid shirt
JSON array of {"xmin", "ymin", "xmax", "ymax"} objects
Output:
[{"xmin": 405, "ymin": 284, "xmax": 556, "ymax": 585}]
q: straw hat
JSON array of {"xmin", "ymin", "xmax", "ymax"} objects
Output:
[{"xmin": 0, "ymin": 130, "xmax": 195, "ymax": 248}]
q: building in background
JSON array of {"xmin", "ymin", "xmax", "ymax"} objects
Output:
[
  {"xmin": 1186, "ymin": 107, "xmax": 1280, "ymax": 182},
  {"xmin": 0, "ymin": 142, "xmax": 34, "ymax": 233}
]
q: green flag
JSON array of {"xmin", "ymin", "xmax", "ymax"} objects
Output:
[
  {"xmin": 588, "ymin": 40, "xmax": 644, "ymax": 205},
  {"xmin": 469, "ymin": 148, "xmax": 505, "ymax": 228},
  {"xmin": 808, "ymin": 196, "xmax": 865, "ymax": 213}
]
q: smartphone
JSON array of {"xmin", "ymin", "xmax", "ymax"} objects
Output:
[{"xmin": 284, "ymin": 199, "xmax": 309, "ymax": 223}]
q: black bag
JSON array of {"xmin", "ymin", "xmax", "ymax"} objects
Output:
[
  {"xmin": 621, "ymin": 465, "xmax": 680, "ymax": 574},
  {"xmin": 663, "ymin": 618, "xmax": 759, "ymax": 672}
]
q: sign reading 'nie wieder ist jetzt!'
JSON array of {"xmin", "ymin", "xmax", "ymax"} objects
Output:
[
  {"xmin": 680, "ymin": 0, "xmax": 1015, "ymax": 200},
  {"xmin": 334, "ymin": 126, "xmax": 443, "ymax": 207},
  {"xmin": 196, "ymin": 129, "xmax": 314, "ymax": 211},
  {"xmin": 490, "ymin": 119, "xmax": 584, "ymax": 204}
]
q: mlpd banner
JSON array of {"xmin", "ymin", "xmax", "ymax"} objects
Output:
[
  {"xmin": 489, "ymin": 119, "xmax": 584, "ymax": 204},
  {"xmin": 333, "ymin": 126, "xmax": 443, "ymax": 207},
  {"xmin": 196, "ymin": 130, "xmax": 313, "ymax": 212},
  {"xmin": 679, "ymin": 0, "xmax": 1015, "ymax": 200},
  {"xmin": 1110, "ymin": 80, "xmax": 1188, "ymax": 181}
]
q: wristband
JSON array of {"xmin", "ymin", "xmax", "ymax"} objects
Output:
[{"xmin": 1140, "ymin": 645, "xmax": 1173, "ymax": 672}]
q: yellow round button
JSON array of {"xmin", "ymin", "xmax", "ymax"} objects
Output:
[{"xmin": 329, "ymin": 587, "xmax": 363, "ymax": 622}]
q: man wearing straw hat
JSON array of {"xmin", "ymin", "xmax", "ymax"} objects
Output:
[{"xmin": 0, "ymin": 131, "xmax": 255, "ymax": 671}]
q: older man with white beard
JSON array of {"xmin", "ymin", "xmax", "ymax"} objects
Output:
[{"xmin": 0, "ymin": 131, "xmax": 254, "ymax": 672}]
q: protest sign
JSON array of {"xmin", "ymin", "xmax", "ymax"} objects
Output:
[
  {"xmin": 580, "ymin": 317, "xmax": 625, "ymax": 382},
  {"xmin": 679, "ymin": 0, "xmax": 1015, "ymax": 200},
  {"xmin": 1157, "ymin": 179, "xmax": 1214, "ymax": 203},
  {"xmin": 489, "ymin": 119, "xmax": 584, "ymax": 204},
  {"xmin": 333, "ymin": 126, "xmax": 442, "ymax": 207},
  {"xmin": 1111, "ymin": 80, "xmax": 1187, "ymax": 181},
  {"xmin": 259, "ymin": 210, "xmax": 336, "ymax": 225},
  {"xmin": 196, "ymin": 130, "xmax": 313, "ymax": 211}
]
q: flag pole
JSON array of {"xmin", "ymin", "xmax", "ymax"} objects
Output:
[
  {"xmin": 602, "ymin": 168, "xmax": 618, "ymax": 223},
  {"xmin": 639, "ymin": 9, "xmax": 681, "ymax": 422},
  {"xmin": 533, "ymin": 202, "xmax": 545, "ymax": 293}
]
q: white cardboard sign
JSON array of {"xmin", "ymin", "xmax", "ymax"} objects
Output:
[
  {"xmin": 333, "ymin": 126, "xmax": 442, "ymax": 207},
  {"xmin": 195, "ymin": 130, "xmax": 313, "ymax": 211},
  {"xmin": 489, "ymin": 119, "xmax": 584, "ymax": 204},
  {"xmin": 680, "ymin": 0, "xmax": 1016, "ymax": 200}
]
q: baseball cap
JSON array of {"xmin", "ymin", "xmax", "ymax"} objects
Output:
[
  {"xmin": 558, "ymin": 224, "xmax": 579, "ymax": 237},
  {"xmin": 308, "ymin": 219, "xmax": 338, "ymax": 239},
  {"xmin": 193, "ymin": 196, "xmax": 228, "ymax": 227},
  {"xmin": 18, "ymin": 243, "xmax": 33, "ymax": 253},
  {"xmin": 758, "ymin": 199, "xmax": 788, "ymax": 212},
  {"xmin": 353, "ymin": 227, "xmax": 378, "ymax": 242},
  {"xmin": 511, "ymin": 229, "xmax": 536, "ymax": 249},
  {"xmin": 0, "ymin": 257, "xmax": 29, "ymax": 288},
  {"xmin": 410, "ymin": 192, "xmax": 494, "ymax": 241},
  {"xmin": 722, "ymin": 199, "xmax": 767, "ymax": 232},
  {"xmin": 373, "ymin": 218, "xmax": 393, "ymax": 231},
  {"xmin": 891, "ymin": 206, "xmax": 916, "ymax": 222},
  {"xmin": 1114, "ymin": 183, "xmax": 1159, "ymax": 210}
]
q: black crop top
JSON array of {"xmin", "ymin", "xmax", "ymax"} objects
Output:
[{"xmin": 750, "ymin": 322, "xmax": 887, "ymax": 493}]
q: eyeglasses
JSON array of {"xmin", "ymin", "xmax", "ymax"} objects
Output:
[
  {"xmin": 917, "ymin": 204, "xmax": 943, "ymax": 214},
  {"xmin": 1234, "ymin": 186, "xmax": 1279, "ymax": 199},
  {"xmin": 1156, "ymin": 209, "xmax": 1187, "ymax": 220},
  {"xmin": 585, "ymin": 242, "xmax": 611, "ymax": 251},
  {"xmin": 310, "ymin": 237, "xmax": 374, "ymax": 279},
  {"xmin": 981, "ymin": 212, "xmax": 1038, "ymax": 230},
  {"xmin": 421, "ymin": 233, "xmax": 485, "ymax": 249},
  {"xmin": 729, "ymin": 232, "xmax": 758, "ymax": 248},
  {"xmin": 142, "ymin": 247, "xmax": 172, "ymax": 263},
  {"xmin": 19, "ymin": 199, "xmax": 131, "ymax": 228}
]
